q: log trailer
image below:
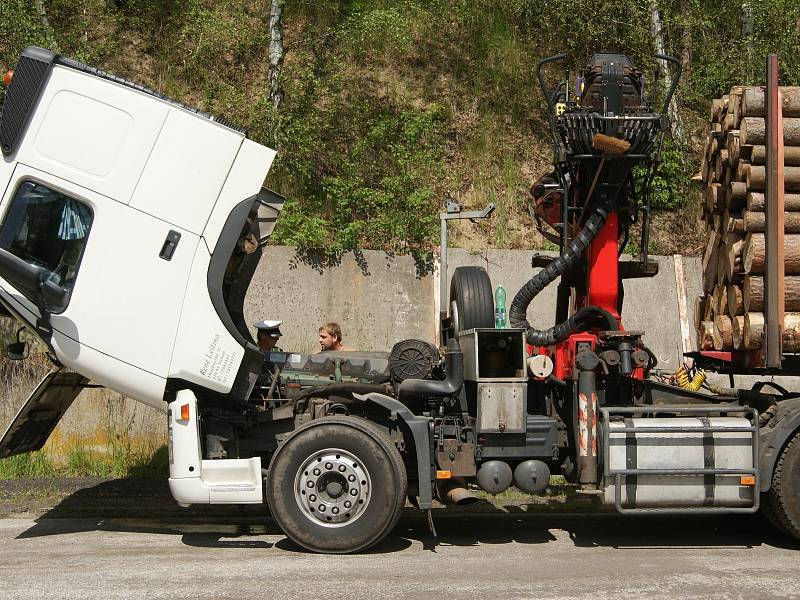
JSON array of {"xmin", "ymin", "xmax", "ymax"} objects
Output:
[{"xmin": 1, "ymin": 47, "xmax": 800, "ymax": 554}]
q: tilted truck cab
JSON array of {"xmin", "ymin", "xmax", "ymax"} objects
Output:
[{"xmin": 0, "ymin": 47, "xmax": 283, "ymax": 502}]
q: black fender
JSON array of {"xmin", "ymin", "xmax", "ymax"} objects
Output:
[
  {"xmin": 759, "ymin": 397, "xmax": 800, "ymax": 492},
  {"xmin": 354, "ymin": 392, "xmax": 435, "ymax": 510}
]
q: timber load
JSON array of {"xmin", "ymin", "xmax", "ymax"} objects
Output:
[{"xmin": 695, "ymin": 85, "xmax": 800, "ymax": 352}]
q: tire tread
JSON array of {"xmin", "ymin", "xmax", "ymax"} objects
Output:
[
  {"xmin": 764, "ymin": 431, "xmax": 800, "ymax": 540},
  {"xmin": 450, "ymin": 266, "xmax": 494, "ymax": 331}
]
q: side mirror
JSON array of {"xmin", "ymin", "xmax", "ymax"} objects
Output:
[
  {"xmin": 39, "ymin": 275, "xmax": 69, "ymax": 311},
  {"xmin": 6, "ymin": 340, "xmax": 28, "ymax": 360},
  {"xmin": 7, "ymin": 327, "xmax": 29, "ymax": 360},
  {"xmin": 0, "ymin": 248, "xmax": 69, "ymax": 312}
]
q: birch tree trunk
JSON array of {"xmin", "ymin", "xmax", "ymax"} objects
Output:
[
  {"xmin": 268, "ymin": 0, "xmax": 285, "ymax": 111},
  {"xmin": 34, "ymin": 0, "xmax": 60, "ymax": 53},
  {"xmin": 679, "ymin": 1, "xmax": 691, "ymax": 89},
  {"xmin": 742, "ymin": 1, "xmax": 754, "ymax": 84},
  {"xmin": 649, "ymin": 0, "xmax": 684, "ymax": 143}
]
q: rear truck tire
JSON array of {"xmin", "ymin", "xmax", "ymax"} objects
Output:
[
  {"xmin": 265, "ymin": 416, "xmax": 407, "ymax": 554},
  {"xmin": 449, "ymin": 266, "xmax": 494, "ymax": 335},
  {"xmin": 762, "ymin": 430, "xmax": 800, "ymax": 541}
]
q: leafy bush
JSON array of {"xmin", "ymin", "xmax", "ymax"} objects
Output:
[
  {"xmin": 0, "ymin": 0, "xmax": 50, "ymax": 68},
  {"xmin": 647, "ymin": 141, "xmax": 694, "ymax": 210},
  {"xmin": 345, "ymin": 4, "xmax": 415, "ymax": 58},
  {"xmin": 271, "ymin": 104, "xmax": 445, "ymax": 254}
]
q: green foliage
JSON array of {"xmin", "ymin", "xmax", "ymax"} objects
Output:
[
  {"xmin": 272, "ymin": 104, "xmax": 444, "ymax": 254},
  {"xmin": 344, "ymin": 3, "xmax": 416, "ymax": 58},
  {"xmin": 648, "ymin": 141, "xmax": 694, "ymax": 210},
  {"xmin": 0, "ymin": 451, "xmax": 55, "ymax": 479},
  {"xmin": 0, "ymin": 442, "xmax": 168, "ymax": 479},
  {"xmin": 3, "ymin": 0, "xmax": 800, "ymax": 255},
  {"xmin": 65, "ymin": 446, "xmax": 109, "ymax": 477},
  {"xmin": 0, "ymin": 0, "xmax": 51, "ymax": 68},
  {"xmin": 176, "ymin": 1, "xmax": 269, "ymax": 84}
]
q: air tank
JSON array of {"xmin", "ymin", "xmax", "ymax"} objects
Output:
[
  {"xmin": 476, "ymin": 460, "xmax": 513, "ymax": 494},
  {"xmin": 513, "ymin": 460, "xmax": 550, "ymax": 494}
]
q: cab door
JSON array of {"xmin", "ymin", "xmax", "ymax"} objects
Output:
[{"xmin": 0, "ymin": 164, "xmax": 199, "ymax": 384}]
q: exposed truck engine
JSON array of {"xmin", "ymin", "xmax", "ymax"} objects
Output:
[{"xmin": 1, "ymin": 47, "xmax": 800, "ymax": 555}]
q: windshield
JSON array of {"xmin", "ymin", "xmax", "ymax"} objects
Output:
[{"xmin": 0, "ymin": 181, "xmax": 93, "ymax": 308}]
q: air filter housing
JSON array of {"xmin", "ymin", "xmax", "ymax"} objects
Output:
[{"xmin": 389, "ymin": 339, "xmax": 439, "ymax": 382}]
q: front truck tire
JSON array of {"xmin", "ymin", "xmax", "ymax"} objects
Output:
[
  {"xmin": 763, "ymin": 431, "xmax": 800, "ymax": 540},
  {"xmin": 266, "ymin": 416, "xmax": 407, "ymax": 554}
]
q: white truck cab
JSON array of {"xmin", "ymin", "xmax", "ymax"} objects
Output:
[{"xmin": 0, "ymin": 47, "xmax": 283, "ymax": 504}]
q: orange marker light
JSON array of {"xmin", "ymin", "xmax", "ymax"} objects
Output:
[
  {"xmin": 740, "ymin": 475, "xmax": 756, "ymax": 486},
  {"xmin": 2, "ymin": 70, "xmax": 13, "ymax": 88},
  {"xmin": 180, "ymin": 403, "xmax": 190, "ymax": 421},
  {"xmin": 435, "ymin": 470, "xmax": 452, "ymax": 480}
]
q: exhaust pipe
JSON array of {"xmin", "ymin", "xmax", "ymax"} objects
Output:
[{"xmin": 436, "ymin": 478, "xmax": 480, "ymax": 505}]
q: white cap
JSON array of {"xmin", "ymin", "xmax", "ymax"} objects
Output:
[{"xmin": 253, "ymin": 320, "xmax": 282, "ymax": 337}]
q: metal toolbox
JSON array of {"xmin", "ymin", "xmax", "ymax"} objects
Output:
[{"xmin": 457, "ymin": 328, "xmax": 527, "ymax": 382}]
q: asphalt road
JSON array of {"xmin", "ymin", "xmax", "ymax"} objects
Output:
[{"xmin": 1, "ymin": 511, "xmax": 799, "ymax": 600}]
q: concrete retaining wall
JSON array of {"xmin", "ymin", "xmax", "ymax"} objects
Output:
[{"xmin": 245, "ymin": 247, "xmax": 699, "ymax": 372}]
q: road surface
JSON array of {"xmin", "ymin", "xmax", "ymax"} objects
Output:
[{"xmin": 1, "ymin": 511, "xmax": 798, "ymax": 600}]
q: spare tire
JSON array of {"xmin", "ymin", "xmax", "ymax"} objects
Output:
[{"xmin": 449, "ymin": 266, "xmax": 494, "ymax": 334}]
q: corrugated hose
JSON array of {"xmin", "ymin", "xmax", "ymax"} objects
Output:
[{"xmin": 509, "ymin": 201, "xmax": 618, "ymax": 346}]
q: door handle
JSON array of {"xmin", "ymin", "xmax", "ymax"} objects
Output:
[{"xmin": 159, "ymin": 230, "xmax": 181, "ymax": 261}]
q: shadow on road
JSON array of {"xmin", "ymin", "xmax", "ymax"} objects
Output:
[
  {"xmin": 396, "ymin": 514, "xmax": 797, "ymax": 553},
  {"xmin": 9, "ymin": 477, "xmax": 800, "ymax": 554}
]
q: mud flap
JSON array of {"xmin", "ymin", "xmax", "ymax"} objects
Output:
[{"xmin": 0, "ymin": 370, "xmax": 88, "ymax": 458}]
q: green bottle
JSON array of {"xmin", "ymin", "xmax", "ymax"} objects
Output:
[{"xmin": 495, "ymin": 284, "xmax": 506, "ymax": 329}]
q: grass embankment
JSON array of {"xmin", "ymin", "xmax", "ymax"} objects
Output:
[{"xmin": 0, "ymin": 443, "xmax": 168, "ymax": 480}]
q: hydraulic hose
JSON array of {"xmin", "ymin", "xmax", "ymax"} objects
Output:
[
  {"xmin": 509, "ymin": 202, "xmax": 618, "ymax": 346},
  {"xmin": 675, "ymin": 364, "xmax": 706, "ymax": 392}
]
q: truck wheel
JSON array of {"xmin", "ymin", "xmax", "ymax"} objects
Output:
[
  {"xmin": 266, "ymin": 416, "xmax": 407, "ymax": 553},
  {"xmin": 449, "ymin": 266, "xmax": 494, "ymax": 335},
  {"xmin": 763, "ymin": 430, "xmax": 800, "ymax": 540}
]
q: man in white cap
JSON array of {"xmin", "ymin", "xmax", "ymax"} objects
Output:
[{"xmin": 253, "ymin": 320, "xmax": 283, "ymax": 352}]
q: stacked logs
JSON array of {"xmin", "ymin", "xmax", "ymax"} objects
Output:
[{"xmin": 695, "ymin": 85, "xmax": 800, "ymax": 353}]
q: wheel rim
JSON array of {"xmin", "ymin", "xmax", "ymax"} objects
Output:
[
  {"xmin": 294, "ymin": 448, "xmax": 372, "ymax": 528},
  {"xmin": 450, "ymin": 300, "xmax": 461, "ymax": 336}
]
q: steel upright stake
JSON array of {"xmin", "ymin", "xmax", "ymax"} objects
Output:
[{"xmin": 765, "ymin": 54, "xmax": 785, "ymax": 367}]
